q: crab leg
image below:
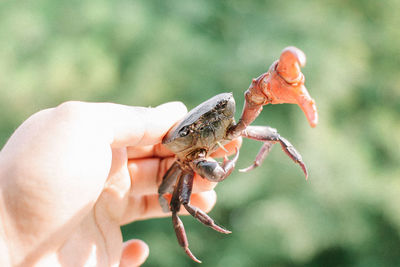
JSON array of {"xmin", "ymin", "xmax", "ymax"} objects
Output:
[
  {"xmin": 158, "ymin": 161, "xmax": 182, "ymax": 213},
  {"xmin": 241, "ymin": 126, "xmax": 308, "ymax": 179},
  {"xmin": 170, "ymin": 170, "xmax": 202, "ymax": 263},
  {"xmin": 172, "ymin": 212, "xmax": 201, "ymax": 263},
  {"xmin": 239, "ymin": 142, "xmax": 273, "ymax": 173},
  {"xmin": 190, "ymin": 148, "xmax": 239, "ymax": 182},
  {"xmin": 178, "ymin": 172, "xmax": 231, "ymax": 234}
]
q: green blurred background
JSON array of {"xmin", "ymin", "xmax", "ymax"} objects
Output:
[{"xmin": 1, "ymin": 0, "xmax": 399, "ymax": 266}]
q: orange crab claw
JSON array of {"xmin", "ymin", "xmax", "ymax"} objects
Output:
[
  {"xmin": 228, "ymin": 46, "xmax": 318, "ymax": 139},
  {"xmin": 266, "ymin": 46, "xmax": 318, "ymax": 127}
]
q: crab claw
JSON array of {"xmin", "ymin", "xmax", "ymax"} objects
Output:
[
  {"xmin": 268, "ymin": 46, "xmax": 318, "ymax": 127},
  {"xmin": 228, "ymin": 46, "xmax": 318, "ymax": 139}
]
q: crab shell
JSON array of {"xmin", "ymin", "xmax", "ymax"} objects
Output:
[{"xmin": 162, "ymin": 93, "xmax": 236, "ymax": 159}]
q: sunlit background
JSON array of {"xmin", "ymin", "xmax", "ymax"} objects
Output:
[{"xmin": 1, "ymin": 0, "xmax": 399, "ymax": 266}]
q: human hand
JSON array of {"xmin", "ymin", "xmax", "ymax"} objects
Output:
[{"xmin": 0, "ymin": 101, "xmax": 241, "ymax": 267}]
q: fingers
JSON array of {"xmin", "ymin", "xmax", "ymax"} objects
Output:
[
  {"xmin": 127, "ymin": 158, "xmax": 217, "ymax": 196},
  {"xmin": 127, "ymin": 143, "xmax": 175, "ymax": 159},
  {"xmin": 120, "ymin": 239, "xmax": 149, "ymax": 267},
  {"xmin": 122, "ymin": 191, "xmax": 217, "ymax": 222}
]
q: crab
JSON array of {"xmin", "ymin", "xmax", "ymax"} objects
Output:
[{"xmin": 158, "ymin": 46, "xmax": 318, "ymax": 263}]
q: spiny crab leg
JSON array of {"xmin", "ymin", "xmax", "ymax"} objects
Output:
[
  {"xmin": 170, "ymin": 171, "xmax": 202, "ymax": 263},
  {"xmin": 183, "ymin": 204, "xmax": 231, "ymax": 234},
  {"xmin": 241, "ymin": 126, "xmax": 308, "ymax": 179},
  {"xmin": 172, "ymin": 213, "xmax": 201, "ymax": 263},
  {"xmin": 228, "ymin": 46, "xmax": 318, "ymax": 139},
  {"xmin": 170, "ymin": 168, "xmax": 231, "ymax": 263},
  {"xmin": 239, "ymin": 142, "xmax": 273, "ymax": 173}
]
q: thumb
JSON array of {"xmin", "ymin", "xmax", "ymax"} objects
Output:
[
  {"xmin": 107, "ymin": 101, "xmax": 188, "ymax": 148},
  {"xmin": 56, "ymin": 101, "xmax": 187, "ymax": 147},
  {"xmin": 120, "ymin": 239, "xmax": 150, "ymax": 267}
]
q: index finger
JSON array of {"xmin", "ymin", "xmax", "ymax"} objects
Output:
[{"xmin": 102, "ymin": 101, "xmax": 188, "ymax": 148}]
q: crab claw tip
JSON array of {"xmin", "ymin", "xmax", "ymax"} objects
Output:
[
  {"xmin": 282, "ymin": 46, "xmax": 306, "ymax": 67},
  {"xmin": 215, "ymin": 225, "xmax": 232, "ymax": 234},
  {"xmin": 185, "ymin": 248, "xmax": 202, "ymax": 263},
  {"xmin": 299, "ymin": 162, "xmax": 308, "ymax": 180},
  {"xmin": 307, "ymin": 111, "xmax": 318, "ymax": 128},
  {"xmin": 295, "ymin": 89, "xmax": 318, "ymax": 128},
  {"xmin": 239, "ymin": 164, "xmax": 257, "ymax": 172}
]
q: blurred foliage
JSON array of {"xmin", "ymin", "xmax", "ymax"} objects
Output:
[{"xmin": 1, "ymin": 0, "xmax": 400, "ymax": 266}]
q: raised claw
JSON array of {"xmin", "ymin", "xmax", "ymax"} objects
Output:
[
  {"xmin": 267, "ymin": 46, "xmax": 318, "ymax": 127},
  {"xmin": 228, "ymin": 46, "xmax": 318, "ymax": 139}
]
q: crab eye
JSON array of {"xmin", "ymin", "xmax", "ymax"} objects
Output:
[
  {"xmin": 216, "ymin": 101, "xmax": 227, "ymax": 109},
  {"xmin": 179, "ymin": 126, "xmax": 190, "ymax": 137}
]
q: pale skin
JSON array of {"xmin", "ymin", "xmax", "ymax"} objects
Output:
[{"xmin": 0, "ymin": 101, "xmax": 241, "ymax": 267}]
